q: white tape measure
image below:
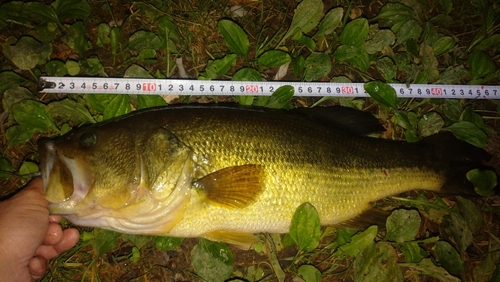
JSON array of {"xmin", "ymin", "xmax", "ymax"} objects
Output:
[{"xmin": 38, "ymin": 76, "xmax": 500, "ymax": 99}]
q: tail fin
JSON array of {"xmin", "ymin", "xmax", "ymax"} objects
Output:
[{"xmin": 423, "ymin": 132, "xmax": 496, "ymax": 196}]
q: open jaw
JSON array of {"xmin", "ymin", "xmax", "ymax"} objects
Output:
[
  {"xmin": 41, "ymin": 140, "xmax": 194, "ymax": 234},
  {"xmin": 40, "ymin": 140, "xmax": 93, "ymax": 214}
]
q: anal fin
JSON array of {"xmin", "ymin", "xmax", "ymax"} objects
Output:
[
  {"xmin": 193, "ymin": 164, "xmax": 263, "ymax": 208},
  {"xmin": 204, "ymin": 230, "xmax": 261, "ymax": 249}
]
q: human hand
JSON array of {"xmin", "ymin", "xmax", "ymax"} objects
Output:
[{"xmin": 0, "ymin": 178, "xmax": 80, "ymax": 282}]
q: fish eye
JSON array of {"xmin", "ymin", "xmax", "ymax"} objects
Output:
[{"xmin": 79, "ymin": 132, "xmax": 97, "ymax": 148}]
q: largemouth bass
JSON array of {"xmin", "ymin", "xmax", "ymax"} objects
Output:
[{"xmin": 38, "ymin": 105, "xmax": 489, "ymax": 246}]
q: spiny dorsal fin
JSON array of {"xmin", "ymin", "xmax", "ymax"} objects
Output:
[
  {"xmin": 193, "ymin": 164, "xmax": 263, "ymax": 208},
  {"xmin": 204, "ymin": 230, "xmax": 261, "ymax": 249}
]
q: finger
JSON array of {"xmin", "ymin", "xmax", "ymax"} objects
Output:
[
  {"xmin": 28, "ymin": 255, "xmax": 47, "ymax": 280},
  {"xmin": 43, "ymin": 222, "xmax": 63, "ymax": 245},
  {"xmin": 36, "ymin": 228, "xmax": 80, "ymax": 260},
  {"xmin": 49, "ymin": 215, "xmax": 62, "ymax": 223}
]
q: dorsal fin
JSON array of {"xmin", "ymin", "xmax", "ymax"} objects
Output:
[{"xmin": 292, "ymin": 106, "xmax": 385, "ymax": 136}]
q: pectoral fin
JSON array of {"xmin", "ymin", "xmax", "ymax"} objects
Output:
[
  {"xmin": 204, "ymin": 230, "xmax": 261, "ymax": 249},
  {"xmin": 193, "ymin": 164, "xmax": 263, "ymax": 208}
]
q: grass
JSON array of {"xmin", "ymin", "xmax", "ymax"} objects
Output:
[{"xmin": 0, "ymin": 0, "xmax": 499, "ymax": 281}]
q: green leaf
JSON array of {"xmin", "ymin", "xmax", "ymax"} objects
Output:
[
  {"xmin": 232, "ymin": 67, "xmax": 261, "ymax": 81},
  {"xmin": 475, "ymin": 34, "xmax": 500, "ymax": 51},
  {"xmin": 349, "ymin": 49, "xmax": 370, "ymax": 71},
  {"xmin": 2, "ymin": 87, "xmax": 35, "ymax": 112},
  {"xmin": 341, "ymin": 18, "xmax": 369, "ymax": 47},
  {"xmin": 158, "ymin": 16, "xmax": 180, "ymax": 42},
  {"xmin": 90, "ymin": 228, "xmax": 119, "ymax": 257},
  {"xmin": 199, "ymin": 54, "xmax": 237, "ymax": 80},
  {"xmin": 468, "ymin": 50, "xmax": 496, "ymax": 80},
  {"xmin": 432, "ymin": 36, "xmax": 455, "ymax": 56},
  {"xmin": 154, "ymin": 236, "xmax": 183, "ymax": 251},
  {"xmin": 0, "ymin": 71, "xmax": 28, "ymax": 96},
  {"xmin": 333, "ymin": 45, "xmax": 363, "ymax": 61},
  {"xmin": 6, "ymin": 125, "xmax": 36, "ymax": 147},
  {"xmin": 354, "ymin": 242, "xmax": 402, "ymax": 282},
  {"xmin": 52, "ymin": 0, "xmax": 91, "ymax": 20},
  {"xmin": 128, "ymin": 31, "xmax": 162, "ymax": 52},
  {"xmin": 257, "ymin": 50, "xmax": 291, "ymax": 68},
  {"xmin": 0, "ymin": 157, "xmax": 13, "ymax": 179},
  {"xmin": 297, "ymin": 265, "xmax": 321, "ymax": 282},
  {"xmin": 434, "ymin": 241, "xmax": 464, "ymax": 278},
  {"xmin": 24, "ymin": 2, "xmax": 59, "ymax": 24},
  {"xmin": 400, "ymin": 241, "xmax": 426, "ymax": 263},
  {"xmin": 121, "ymin": 234, "xmax": 152, "ymax": 250},
  {"xmin": 19, "ymin": 161, "xmax": 39, "ymax": 178},
  {"xmin": 79, "ymin": 57, "xmax": 105, "ymax": 76},
  {"xmin": 61, "ymin": 22, "xmax": 92, "ymax": 56},
  {"xmin": 304, "ymin": 52, "xmax": 331, "ymax": 81},
  {"xmin": 11, "ymin": 100, "xmax": 59, "ymax": 132},
  {"xmin": 281, "ymin": 0, "xmax": 324, "ymax": 43},
  {"xmin": 444, "ymin": 213, "xmax": 473, "ymax": 254},
  {"xmin": 442, "ymin": 121, "xmax": 488, "ymax": 148},
  {"xmin": 338, "ymin": 226, "xmax": 378, "ymax": 256},
  {"xmin": 473, "ymin": 254, "xmax": 496, "ymax": 282},
  {"xmin": 45, "ymin": 60, "xmax": 67, "ymax": 76},
  {"xmin": 364, "ymin": 30, "xmax": 396, "ymax": 54},
  {"xmin": 314, "ymin": 7, "xmax": 343, "ymax": 37},
  {"xmin": 457, "ymin": 197, "xmax": 484, "ymax": 235},
  {"xmin": 438, "ymin": 0, "xmax": 453, "ymax": 14},
  {"xmin": 395, "ymin": 20, "xmax": 422, "ymax": 45},
  {"xmin": 65, "ymin": 60, "xmax": 80, "ymax": 76},
  {"xmin": 124, "ymin": 64, "xmax": 153, "ymax": 78},
  {"xmin": 266, "ymin": 85, "xmax": 294, "ymax": 109},
  {"xmin": 191, "ymin": 239, "xmax": 234, "ymax": 282},
  {"xmin": 7, "ymin": 36, "xmax": 52, "ymax": 70},
  {"xmin": 289, "ymin": 202, "xmax": 321, "ymax": 251},
  {"xmin": 364, "ymin": 81, "xmax": 397, "ymax": 108},
  {"xmin": 85, "ymin": 94, "xmax": 116, "ymax": 113},
  {"xmin": 418, "ymin": 112, "xmax": 444, "ymax": 137},
  {"xmin": 47, "ymin": 99, "xmax": 96, "ymax": 124},
  {"xmin": 466, "ymin": 169, "xmax": 497, "ymax": 196},
  {"xmin": 376, "ymin": 57, "xmax": 397, "ymax": 81},
  {"xmin": 96, "ymin": 23, "xmax": 111, "ymax": 47},
  {"xmin": 374, "ymin": 3, "xmax": 415, "ymax": 28},
  {"xmin": 137, "ymin": 96, "xmax": 168, "ymax": 110},
  {"xmin": 218, "ymin": 19, "xmax": 249, "ymax": 57},
  {"xmin": 422, "ymin": 22, "xmax": 439, "ymax": 46},
  {"xmin": 385, "ymin": 209, "xmax": 421, "ymax": 242},
  {"xmin": 292, "ymin": 55, "xmax": 305, "ymax": 77},
  {"xmin": 102, "ymin": 95, "xmax": 131, "ymax": 120},
  {"xmin": 434, "ymin": 66, "xmax": 467, "ymax": 84},
  {"xmin": 400, "ymin": 258, "xmax": 461, "ymax": 282}
]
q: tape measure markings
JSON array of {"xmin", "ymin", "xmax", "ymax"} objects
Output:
[{"xmin": 38, "ymin": 76, "xmax": 500, "ymax": 99}]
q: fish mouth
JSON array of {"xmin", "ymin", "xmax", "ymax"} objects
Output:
[{"xmin": 39, "ymin": 139, "xmax": 93, "ymax": 212}]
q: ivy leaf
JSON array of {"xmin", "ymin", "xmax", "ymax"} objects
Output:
[
  {"xmin": 338, "ymin": 226, "xmax": 378, "ymax": 256},
  {"xmin": 266, "ymin": 85, "xmax": 294, "ymax": 109},
  {"xmin": 191, "ymin": 239, "xmax": 233, "ymax": 282},
  {"xmin": 7, "ymin": 36, "xmax": 52, "ymax": 70}
]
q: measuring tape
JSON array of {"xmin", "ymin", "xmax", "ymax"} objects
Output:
[{"xmin": 38, "ymin": 76, "xmax": 500, "ymax": 99}]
